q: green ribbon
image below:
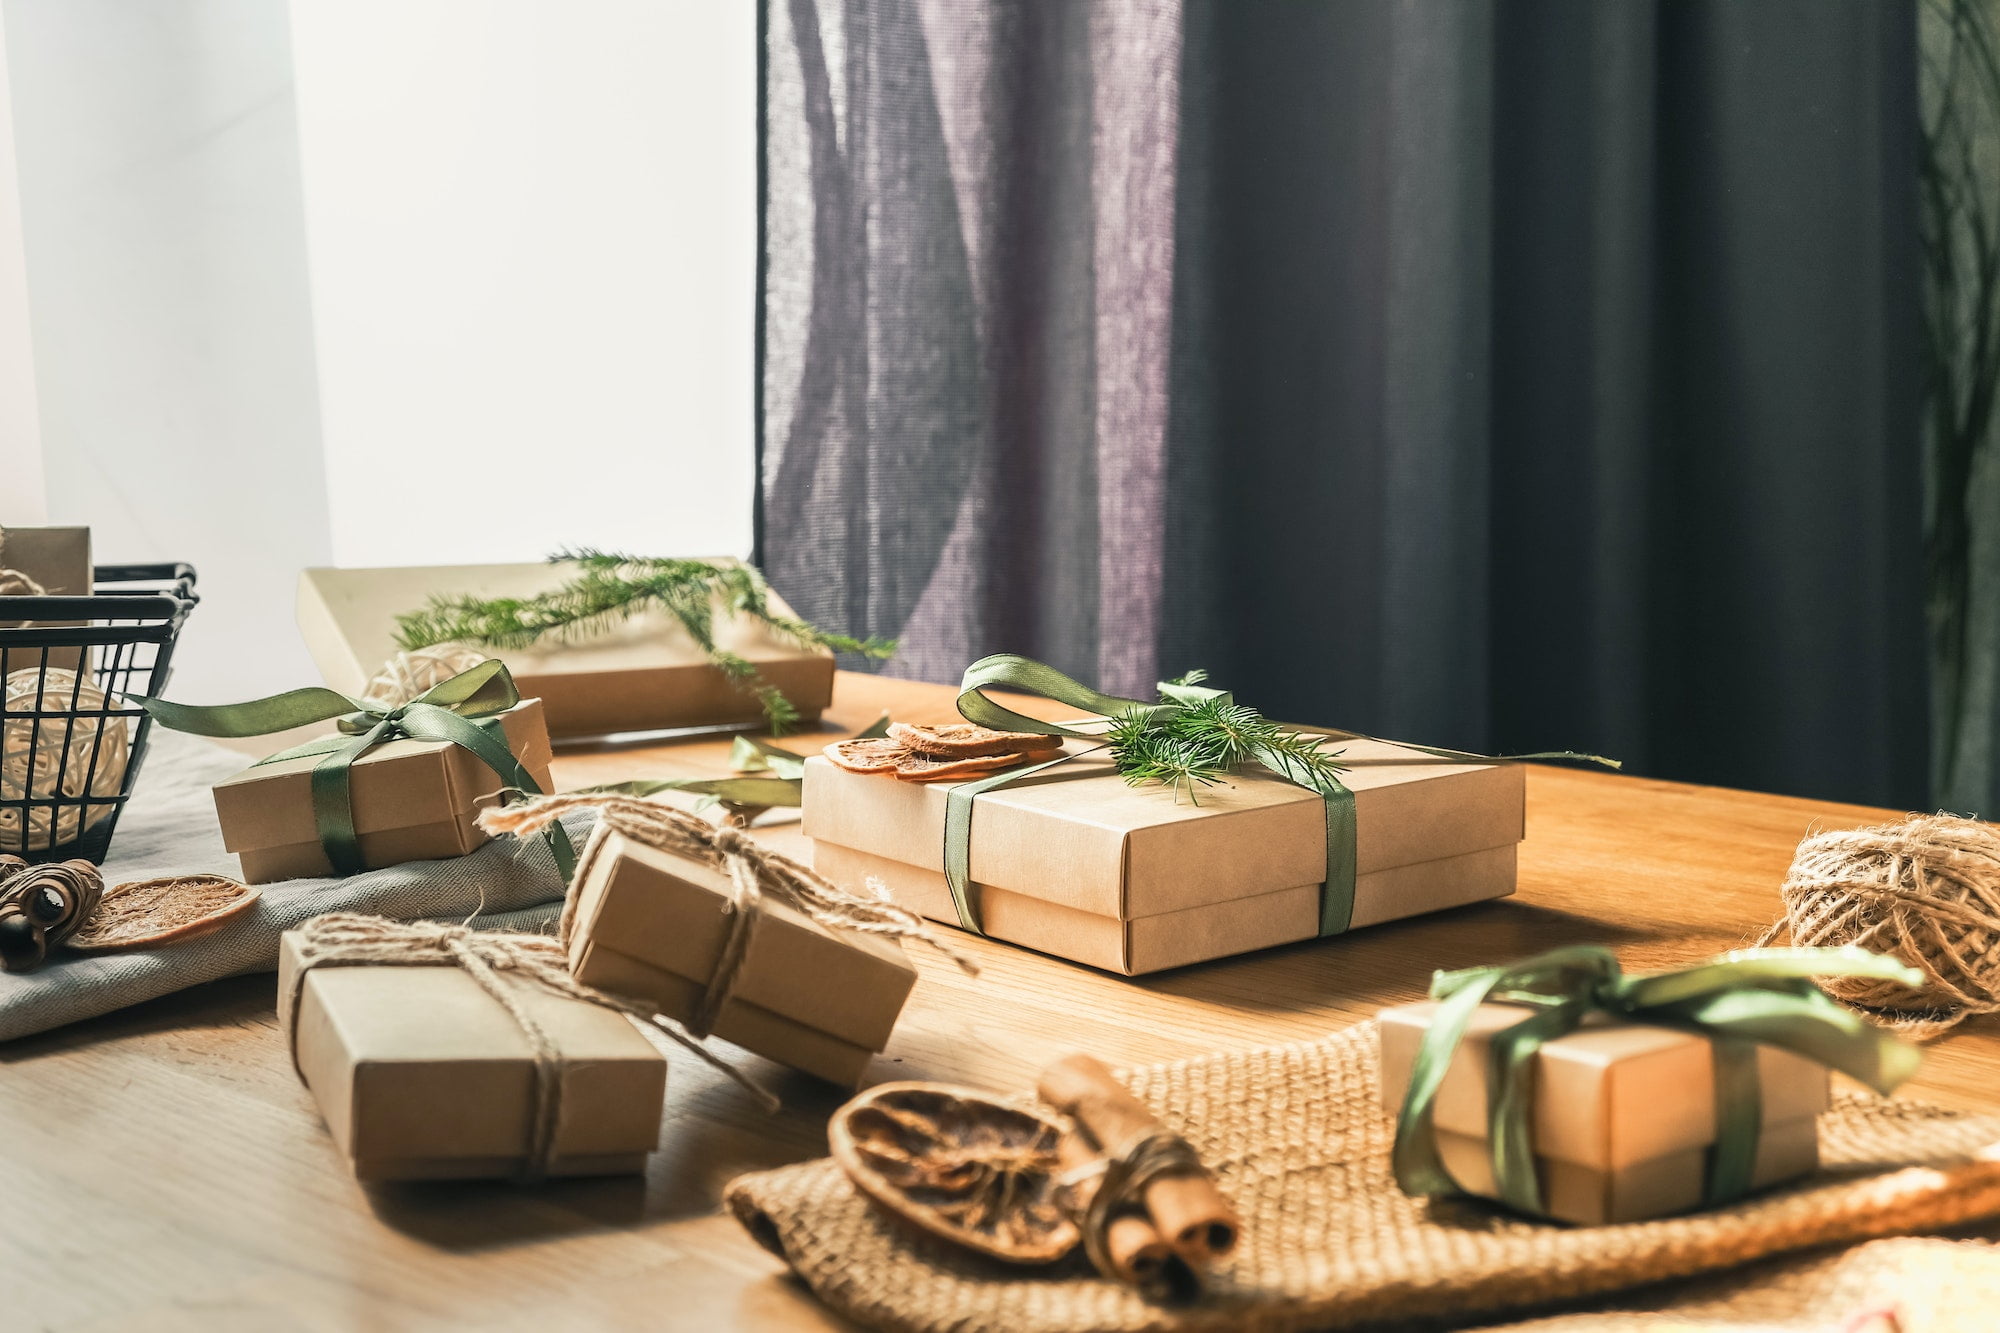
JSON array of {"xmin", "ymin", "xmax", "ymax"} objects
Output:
[
  {"xmin": 573, "ymin": 714, "xmax": 892, "ymax": 816},
  {"xmin": 135, "ymin": 659, "xmax": 574, "ymax": 880},
  {"xmin": 1391, "ymin": 944, "xmax": 1925, "ymax": 1218},
  {"xmin": 942, "ymin": 654, "xmax": 1614, "ymax": 940}
]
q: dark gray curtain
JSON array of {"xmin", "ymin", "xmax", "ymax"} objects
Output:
[{"xmin": 759, "ymin": 0, "xmax": 1927, "ymax": 809}]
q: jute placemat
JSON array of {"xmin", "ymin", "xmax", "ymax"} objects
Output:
[{"xmin": 725, "ymin": 1022, "xmax": 2000, "ymax": 1333}]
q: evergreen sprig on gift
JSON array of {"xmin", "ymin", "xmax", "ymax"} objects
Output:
[
  {"xmin": 393, "ymin": 550, "xmax": 894, "ymax": 735},
  {"xmin": 1102, "ymin": 671, "xmax": 1348, "ymax": 802}
]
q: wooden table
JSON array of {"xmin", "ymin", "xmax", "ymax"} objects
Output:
[{"xmin": 7, "ymin": 672, "xmax": 1993, "ymax": 1332}]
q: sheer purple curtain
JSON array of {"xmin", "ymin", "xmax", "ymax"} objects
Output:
[{"xmin": 758, "ymin": 0, "xmax": 1928, "ymax": 808}]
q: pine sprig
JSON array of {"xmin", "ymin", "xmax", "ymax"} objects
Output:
[
  {"xmin": 392, "ymin": 549, "xmax": 892, "ymax": 735},
  {"xmin": 1105, "ymin": 674, "xmax": 1347, "ymax": 803}
]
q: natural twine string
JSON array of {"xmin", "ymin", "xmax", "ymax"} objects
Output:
[
  {"xmin": 0, "ymin": 565, "xmax": 46, "ymax": 629},
  {"xmin": 480, "ymin": 793, "xmax": 976, "ymax": 1039},
  {"xmin": 1757, "ymin": 812, "xmax": 2000, "ymax": 1038},
  {"xmin": 283, "ymin": 912, "xmax": 779, "ymax": 1179}
]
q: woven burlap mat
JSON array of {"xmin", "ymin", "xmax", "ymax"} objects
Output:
[{"xmin": 725, "ymin": 1022, "xmax": 2000, "ymax": 1332}]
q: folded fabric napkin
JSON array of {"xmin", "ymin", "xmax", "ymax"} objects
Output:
[{"xmin": 0, "ymin": 730, "xmax": 583, "ymax": 1042}]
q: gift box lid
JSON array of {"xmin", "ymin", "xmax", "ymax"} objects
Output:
[
  {"xmin": 568, "ymin": 826, "xmax": 918, "ymax": 1052},
  {"xmin": 297, "ymin": 560, "xmax": 832, "ymax": 697},
  {"xmin": 278, "ymin": 931, "xmax": 667, "ymax": 1167},
  {"xmin": 801, "ymin": 738, "xmax": 1524, "ymax": 920},
  {"xmin": 209, "ymin": 698, "xmax": 553, "ymax": 854},
  {"xmin": 1377, "ymin": 1000, "xmax": 1832, "ymax": 1172}
]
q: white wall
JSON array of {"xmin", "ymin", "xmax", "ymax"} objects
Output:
[
  {"xmin": 3, "ymin": 0, "xmax": 332, "ymax": 700},
  {"xmin": 0, "ymin": 7, "xmax": 45, "ymax": 526},
  {"xmin": 288, "ymin": 0, "xmax": 757, "ymax": 568}
]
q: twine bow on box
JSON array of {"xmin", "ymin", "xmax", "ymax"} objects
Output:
[
  {"xmin": 479, "ymin": 793, "xmax": 977, "ymax": 1039},
  {"xmin": 1390, "ymin": 944, "xmax": 1927, "ymax": 1218},
  {"xmin": 283, "ymin": 912, "xmax": 763, "ymax": 1177},
  {"xmin": 135, "ymin": 659, "xmax": 573, "ymax": 879},
  {"xmin": 938, "ymin": 654, "xmax": 1615, "ymax": 939}
]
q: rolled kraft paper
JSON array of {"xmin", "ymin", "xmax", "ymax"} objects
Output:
[
  {"xmin": 1055, "ymin": 1129, "xmax": 1178, "ymax": 1290},
  {"xmin": 1038, "ymin": 1054, "xmax": 1240, "ymax": 1263}
]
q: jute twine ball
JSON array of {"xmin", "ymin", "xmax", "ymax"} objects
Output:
[
  {"xmin": 1760, "ymin": 813, "xmax": 2000, "ymax": 1037},
  {"xmin": 0, "ymin": 567, "xmax": 47, "ymax": 629},
  {"xmin": 0, "ymin": 668, "xmax": 129, "ymax": 854},
  {"xmin": 361, "ymin": 642, "xmax": 490, "ymax": 708}
]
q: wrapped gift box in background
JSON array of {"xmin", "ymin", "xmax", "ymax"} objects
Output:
[
  {"xmin": 213, "ymin": 697, "xmax": 553, "ymax": 883},
  {"xmin": 566, "ymin": 824, "xmax": 918, "ymax": 1086},
  {"xmin": 1377, "ymin": 999, "xmax": 1831, "ymax": 1225},
  {"xmin": 297, "ymin": 560, "xmax": 836, "ymax": 739},
  {"xmin": 278, "ymin": 928, "xmax": 668, "ymax": 1181},
  {"xmin": 803, "ymin": 737, "xmax": 1524, "ymax": 974},
  {"xmin": 0, "ymin": 526, "xmax": 92, "ymax": 674}
]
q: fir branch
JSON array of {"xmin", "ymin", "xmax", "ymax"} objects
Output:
[
  {"xmin": 392, "ymin": 550, "xmax": 892, "ymax": 734},
  {"xmin": 1104, "ymin": 673, "xmax": 1347, "ymax": 803}
]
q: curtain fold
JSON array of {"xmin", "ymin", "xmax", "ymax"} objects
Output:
[{"xmin": 760, "ymin": 0, "xmax": 1927, "ymax": 808}]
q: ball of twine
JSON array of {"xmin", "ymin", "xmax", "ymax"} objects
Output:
[
  {"xmin": 0, "ymin": 667, "xmax": 130, "ymax": 854},
  {"xmin": 360, "ymin": 642, "xmax": 491, "ymax": 709},
  {"xmin": 0, "ymin": 566, "xmax": 47, "ymax": 629},
  {"xmin": 1759, "ymin": 812, "xmax": 2000, "ymax": 1038}
]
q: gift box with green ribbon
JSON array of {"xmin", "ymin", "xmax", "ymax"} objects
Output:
[
  {"xmin": 804, "ymin": 655, "xmax": 1547, "ymax": 975},
  {"xmin": 137, "ymin": 660, "xmax": 560, "ymax": 884},
  {"xmin": 1379, "ymin": 944, "xmax": 1924, "ymax": 1225}
]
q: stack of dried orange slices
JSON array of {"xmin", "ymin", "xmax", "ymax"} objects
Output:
[{"xmin": 824, "ymin": 722, "xmax": 1065, "ymax": 782}]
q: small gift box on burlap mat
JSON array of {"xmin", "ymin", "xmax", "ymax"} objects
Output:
[{"xmin": 725, "ymin": 1022, "xmax": 2000, "ymax": 1333}]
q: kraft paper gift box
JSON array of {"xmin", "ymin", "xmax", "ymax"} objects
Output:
[
  {"xmin": 802, "ymin": 736, "xmax": 1525, "ymax": 975},
  {"xmin": 278, "ymin": 930, "xmax": 668, "ymax": 1181},
  {"xmin": 1377, "ymin": 1000, "xmax": 1831, "ymax": 1225},
  {"xmin": 297, "ymin": 560, "xmax": 836, "ymax": 739},
  {"xmin": 565, "ymin": 824, "xmax": 919, "ymax": 1087},
  {"xmin": 0, "ymin": 526, "xmax": 91, "ymax": 675},
  {"xmin": 212, "ymin": 698, "xmax": 554, "ymax": 884}
]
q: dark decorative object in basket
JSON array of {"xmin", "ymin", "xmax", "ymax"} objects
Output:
[{"xmin": 0, "ymin": 565, "xmax": 198, "ymax": 863}]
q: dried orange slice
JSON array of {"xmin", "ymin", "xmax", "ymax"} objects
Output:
[
  {"xmin": 888, "ymin": 722, "xmax": 1063, "ymax": 759},
  {"xmin": 825, "ymin": 738, "xmax": 912, "ymax": 774},
  {"xmin": 893, "ymin": 750, "xmax": 1031, "ymax": 782},
  {"xmin": 67, "ymin": 874, "xmax": 260, "ymax": 952}
]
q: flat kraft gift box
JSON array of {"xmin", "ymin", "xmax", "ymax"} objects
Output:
[
  {"xmin": 297, "ymin": 561, "xmax": 835, "ymax": 739},
  {"xmin": 0, "ymin": 526, "xmax": 91, "ymax": 674},
  {"xmin": 278, "ymin": 930, "xmax": 667, "ymax": 1181},
  {"xmin": 802, "ymin": 737, "xmax": 1524, "ymax": 974},
  {"xmin": 1378, "ymin": 1000, "xmax": 1831, "ymax": 1225},
  {"xmin": 213, "ymin": 698, "xmax": 554, "ymax": 883},
  {"xmin": 566, "ymin": 824, "xmax": 919, "ymax": 1086}
]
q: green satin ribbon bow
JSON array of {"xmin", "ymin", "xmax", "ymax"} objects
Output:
[
  {"xmin": 135, "ymin": 659, "xmax": 574, "ymax": 880},
  {"xmin": 943, "ymin": 653, "xmax": 1613, "ymax": 940},
  {"xmin": 1391, "ymin": 944, "xmax": 1926, "ymax": 1217}
]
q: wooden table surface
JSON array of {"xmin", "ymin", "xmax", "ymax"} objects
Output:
[{"xmin": 7, "ymin": 671, "xmax": 1994, "ymax": 1332}]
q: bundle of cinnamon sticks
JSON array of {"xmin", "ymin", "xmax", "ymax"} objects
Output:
[{"xmin": 1039, "ymin": 1054, "xmax": 1238, "ymax": 1302}]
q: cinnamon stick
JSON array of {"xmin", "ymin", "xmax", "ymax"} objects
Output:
[
  {"xmin": 1056, "ymin": 1130, "xmax": 1174, "ymax": 1283},
  {"xmin": 1038, "ymin": 1054, "xmax": 1239, "ymax": 1264}
]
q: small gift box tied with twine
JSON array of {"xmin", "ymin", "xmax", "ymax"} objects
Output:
[
  {"xmin": 479, "ymin": 793, "xmax": 976, "ymax": 1087},
  {"xmin": 806, "ymin": 654, "xmax": 1614, "ymax": 974},
  {"xmin": 1381, "ymin": 944, "xmax": 1926, "ymax": 1225},
  {"xmin": 134, "ymin": 659, "xmax": 572, "ymax": 885},
  {"xmin": 279, "ymin": 913, "xmax": 721, "ymax": 1182}
]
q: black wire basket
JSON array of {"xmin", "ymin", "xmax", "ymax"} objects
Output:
[{"xmin": 0, "ymin": 564, "xmax": 199, "ymax": 864}]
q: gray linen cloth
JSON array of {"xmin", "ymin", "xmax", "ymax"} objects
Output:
[{"xmin": 0, "ymin": 730, "xmax": 587, "ymax": 1041}]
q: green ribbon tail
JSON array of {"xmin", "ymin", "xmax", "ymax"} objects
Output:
[
  {"xmin": 943, "ymin": 748, "xmax": 1090, "ymax": 934},
  {"xmin": 133, "ymin": 686, "xmax": 360, "ymax": 738},
  {"xmin": 1706, "ymin": 1037, "xmax": 1763, "ymax": 1204}
]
